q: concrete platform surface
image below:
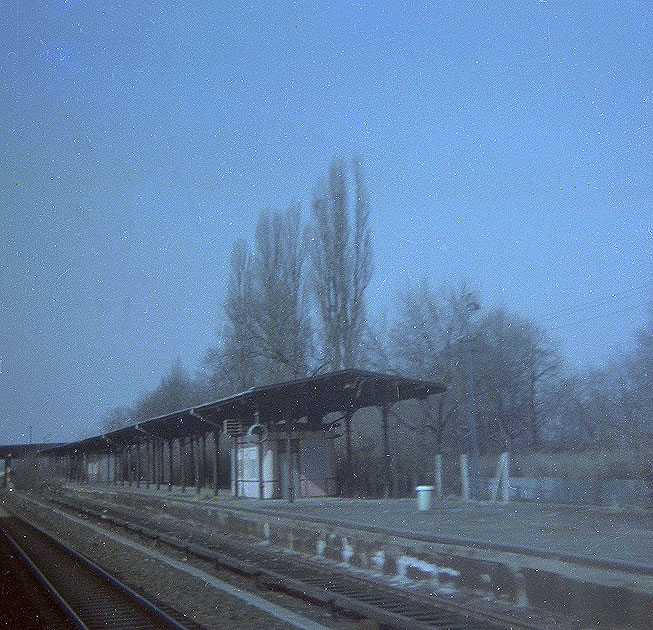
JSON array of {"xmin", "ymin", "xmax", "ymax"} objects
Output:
[{"xmin": 61, "ymin": 484, "xmax": 653, "ymax": 568}]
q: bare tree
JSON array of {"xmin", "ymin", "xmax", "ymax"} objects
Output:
[
  {"xmin": 134, "ymin": 356, "xmax": 196, "ymax": 420},
  {"xmin": 390, "ymin": 279, "xmax": 476, "ymax": 453},
  {"xmin": 390, "ymin": 282, "xmax": 562, "ymax": 453},
  {"xmin": 476, "ymin": 309, "xmax": 560, "ymax": 449},
  {"xmin": 221, "ymin": 237, "xmax": 259, "ymax": 391},
  {"xmin": 100, "ymin": 406, "xmax": 134, "ymax": 433},
  {"xmin": 252, "ymin": 203, "xmax": 311, "ymax": 381},
  {"xmin": 309, "ymin": 158, "xmax": 372, "ymax": 371},
  {"xmin": 213, "ymin": 206, "xmax": 311, "ymax": 390}
]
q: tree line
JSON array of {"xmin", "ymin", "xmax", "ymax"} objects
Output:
[{"xmin": 101, "ymin": 157, "xmax": 652, "ymax": 491}]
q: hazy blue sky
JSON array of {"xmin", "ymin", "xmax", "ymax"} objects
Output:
[{"xmin": 1, "ymin": 1, "xmax": 651, "ymax": 444}]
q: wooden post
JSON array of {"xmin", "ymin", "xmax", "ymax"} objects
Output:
[
  {"xmin": 167, "ymin": 439, "xmax": 173, "ymax": 491},
  {"xmin": 181, "ymin": 438, "xmax": 186, "ymax": 493},
  {"xmin": 201, "ymin": 434, "xmax": 207, "ymax": 490},
  {"xmin": 286, "ymin": 433, "xmax": 293, "ymax": 503},
  {"xmin": 152, "ymin": 439, "xmax": 156, "ymax": 487},
  {"xmin": 460, "ymin": 453, "xmax": 470, "ymax": 501},
  {"xmin": 213, "ymin": 430, "xmax": 220, "ymax": 496},
  {"xmin": 136, "ymin": 442, "xmax": 142, "ymax": 488},
  {"xmin": 144, "ymin": 439, "xmax": 150, "ymax": 489},
  {"xmin": 149, "ymin": 438, "xmax": 154, "ymax": 488},
  {"xmin": 150, "ymin": 440, "xmax": 155, "ymax": 489},
  {"xmin": 345, "ymin": 410, "xmax": 352, "ymax": 496},
  {"xmin": 156, "ymin": 439, "xmax": 161, "ymax": 491},
  {"xmin": 194, "ymin": 436, "xmax": 201, "ymax": 495},
  {"xmin": 434, "ymin": 453, "xmax": 443, "ymax": 498},
  {"xmin": 187, "ymin": 436, "xmax": 196, "ymax": 494},
  {"xmin": 381, "ymin": 405, "xmax": 391, "ymax": 499},
  {"xmin": 144, "ymin": 436, "xmax": 153, "ymax": 490}
]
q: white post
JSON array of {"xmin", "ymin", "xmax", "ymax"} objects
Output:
[
  {"xmin": 500, "ymin": 452, "xmax": 510, "ymax": 503},
  {"xmin": 434, "ymin": 454, "xmax": 443, "ymax": 498},
  {"xmin": 460, "ymin": 453, "xmax": 470, "ymax": 501},
  {"xmin": 490, "ymin": 456, "xmax": 501, "ymax": 502},
  {"xmin": 490, "ymin": 452, "xmax": 510, "ymax": 503}
]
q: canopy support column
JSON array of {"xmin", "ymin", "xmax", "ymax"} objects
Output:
[
  {"xmin": 181, "ymin": 438, "xmax": 186, "ymax": 493},
  {"xmin": 201, "ymin": 434, "xmax": 207, "ymax": 491},
  {"xmin": 156, "ymin": 439, "xmax": 161, "ymax": 491},
  {"xmin": 193, "ymin": 436, "xmax": 200, "ymax": 494},
  {"xmin": 286, "ymin": 433, "xmax": 293, "ymax": 503},
  {"xmin": 136, "ymin": 442, "xmax": 142, "ymax": 488},
  {"xmin": 213, "ymin": 430, "xmax": 220, "ymax": 495},
  {"xmin": 345, "ymin": 410, "xmax": 352, "ymax": 496},
  {"xmin": 187, "ymin": 436, "xmax": 194, "ymax": 493},
  {"xmin": 167, "ymin": 440, "xmax": 173, "ymax": 491},
  {"xmin": 145, "ymin": 438, "xmax": 150, "ymax": 489},
  {"xmin": 382, "ymin": 404, "xmax": 391, "ymax": 499}
]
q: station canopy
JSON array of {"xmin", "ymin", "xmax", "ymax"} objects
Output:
[{"xmin": 41, "ymin": 369, "xmax": 445, "ymax": 456}]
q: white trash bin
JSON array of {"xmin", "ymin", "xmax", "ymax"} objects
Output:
[{"xmin": 415, "ymin": 485, "xmax": 435, "ymax": 511}]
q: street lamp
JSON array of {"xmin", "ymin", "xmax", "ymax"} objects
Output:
[{"xmin": 460, "ymin": 295, "xmax": 480, "ymax": 500}]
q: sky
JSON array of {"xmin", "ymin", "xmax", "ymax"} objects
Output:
[{"xmin": 1, "ymin": 0, "xmax": 651, "ymax": 444}]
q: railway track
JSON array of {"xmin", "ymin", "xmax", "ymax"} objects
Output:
[
  {"xmin": 18, "ymin": 491, "xmax": 563, "ymax": 630},
  {"xmin": 0, "ymin": 512, "xmax": 196, "ymax": 630},
  {"xmin": 0, "ymin": 526, "xmax": 76, "ymax": 629}
]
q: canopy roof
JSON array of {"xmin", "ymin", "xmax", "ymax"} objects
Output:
[{"xmin": 41, "ymin": 369, "xmax": 445, "ymax": 455}]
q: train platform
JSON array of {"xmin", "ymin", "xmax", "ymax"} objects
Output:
[
  {"xmin": 58, "ymin": 482, "xmax": 652, "ymax": 568},
  {"xmin": 24, "ymin": 483, "xmax": 653, "ymax": 628}
]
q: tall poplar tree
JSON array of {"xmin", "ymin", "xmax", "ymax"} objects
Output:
[{"xmin": 310, "ymin": 158, "xmax": 372, "ymax": 371}]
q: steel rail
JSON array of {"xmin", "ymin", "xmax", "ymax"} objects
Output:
[
  {"xmin": 2, "ymin": 513, "xmax": 193, "ymax": 630},
  {"xmin": 4, "ymin": 531, "xmax": 88, "ymax": 629}
]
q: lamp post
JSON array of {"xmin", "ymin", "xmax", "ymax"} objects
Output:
[{"xmin": 461, "ymin": 295, "xmax": 481, "ymax": 500}]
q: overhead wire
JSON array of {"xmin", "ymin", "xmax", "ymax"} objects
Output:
[
  {"xmin": 546, "ymin": 299, "xmax": 650, "ymax": 332},
  {"xmin": 535, "ymin": 282, "xmax": 651, "ymax": 325}
]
